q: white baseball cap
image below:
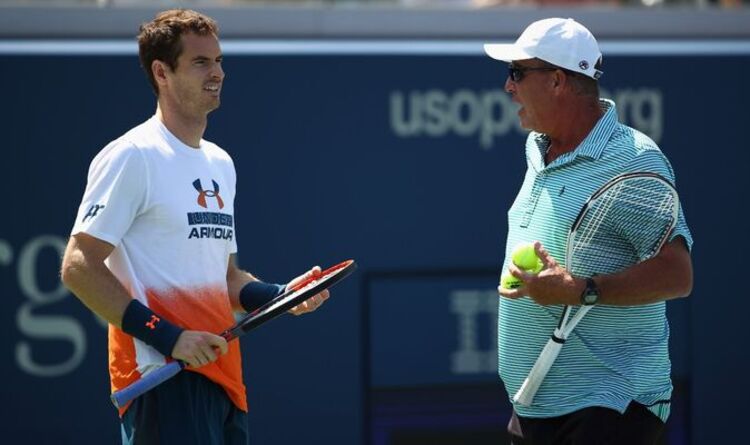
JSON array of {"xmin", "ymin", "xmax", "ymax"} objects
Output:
[{"xmin": 484, "ymin": 18, "xmax": 603, "ymax": 80}]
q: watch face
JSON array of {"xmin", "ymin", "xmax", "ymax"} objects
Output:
[
  {"xmin": 581, "ymin": 278, "xmax": 599, "ymax": 305},
  {"xmin": 583, "ymin": 291, "xmax": 598, "ymax": 305}
]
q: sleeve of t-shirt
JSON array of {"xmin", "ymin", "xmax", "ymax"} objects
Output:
[
  {"xmin": 71, "ymin": 140, "xmax": 149, "ymax": 247},
  {"xmin": 227, "ymin": 153, "xmax": 239, "ymax": 255},
  {"xmin": 621, "ymin": 149, "xmax": 694, "ymax": 257}
]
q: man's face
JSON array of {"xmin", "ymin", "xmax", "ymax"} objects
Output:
[
  {"xmin": 504, "ymin": 59, "xmax": 557, "ymax": 132},
  {"xmin": 164, "ymin": 32, "xmax": 224, "ymax": 116}
]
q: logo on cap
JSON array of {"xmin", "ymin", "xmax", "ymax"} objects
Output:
[{"xmin": 579, "ymin": 60, "xmax": 589, "ymax": 71}]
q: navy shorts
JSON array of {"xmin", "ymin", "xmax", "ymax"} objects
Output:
[
  {"xmin": 508, "ymin": 401, "xmax": 665, "ymax": 445},
  {"xmin": 121, "ymin": 370, "xmax": 248, "ymax": 445}
]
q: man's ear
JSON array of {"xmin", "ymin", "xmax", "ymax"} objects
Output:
[
  {"xmin": 152, "ymin": 60, "xmax": 169, "ymax": 87},
  {"xmin": 552, "ymin": 69, "xmax": 564, "ymax": 88},
  {"xmin": 551, "ymin": 69, "xmax": 568, "ymax": 95}
]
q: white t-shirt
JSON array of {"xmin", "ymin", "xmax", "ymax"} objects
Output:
[{"xmin": 72, "ymin": 116, "xmax": 246, "ymax": 413}]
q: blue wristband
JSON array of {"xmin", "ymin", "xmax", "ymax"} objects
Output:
[
  {"xmin": 239, "ymin": 281, "xmax": 286, "ymax": 313},
  {"xmin": 121, "ymin": 299, "xmax": 184, "ymax": 357}
]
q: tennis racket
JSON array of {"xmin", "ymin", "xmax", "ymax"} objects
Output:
[
  {"xmin": 513, "ymin": 172, "xmax": 679, "ymax": 407},
  {"xmin": 111, "ymin": 259, "xmax": 357, "ymax": 409}
]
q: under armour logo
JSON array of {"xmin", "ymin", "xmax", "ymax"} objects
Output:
[
  {"xmin": 145, "ymin": 315, "xmax": 160, "ymax": 330},
  {"xmin": 193, "ymin": 179, "xmax": 224, "ymax": 209},
  {"xmin": 82, "ymin": 204, "xmax": 105, "ymax": 222}
]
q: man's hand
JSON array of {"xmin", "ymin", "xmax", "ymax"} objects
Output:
[
  {"xmin": 286, "ymin": 266, "xmax": 331, "ymax": 316},
  {"xmin": 497, "ymin": 241, "xmax": 583, "ymax": 306},
  {"xmin": 171, "ymin": 331, "xmax": 228, "ymax": 368}
]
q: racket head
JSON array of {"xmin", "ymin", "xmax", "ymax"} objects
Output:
[
  {"xmin": 566, "ymin": 172, "xmax": 679, "ymax": 278},
  {"xmin": 223, "ymin": 259, "xmax": 356, "ymax": 340}
]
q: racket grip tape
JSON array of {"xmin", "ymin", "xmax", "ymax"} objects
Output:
[
  {"xmin": 513, "ymin": 337, "xmax": 564, "ymax": 407},
  {"xmin": 111, "ymin": 360, "xmax": 184, "ymax": 409}
]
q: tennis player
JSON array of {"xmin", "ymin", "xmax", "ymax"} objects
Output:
[
  {"xmin": 60, "ymin": 9, "xmax": 328, "ymax": 444},
  {"xmin": 486, "ymin": 18, "xmax": 693, "ymax": 444}
]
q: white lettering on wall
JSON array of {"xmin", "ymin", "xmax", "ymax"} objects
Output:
[
  {"xmin": 4, "ymin": 236, "xmax": 88, "ymax": 377},
  {"xmin": 601, "ymin": 87, "xmax": 663, "ymax": 144},
  {"xmin": 390, "ymin": 89, "xmax": 521, "ymax": 150},
  {"xmin": 390, "ymin": 87, "xmax": 664, "ymax": 149},
  {"xmin": 450, "ymin": 289, "xmax": 497, "ymax": 374}
]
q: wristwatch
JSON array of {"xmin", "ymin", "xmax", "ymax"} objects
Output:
[{"xmin": 580, "ymin": 277, "xmax": 600, "ymax": 306}]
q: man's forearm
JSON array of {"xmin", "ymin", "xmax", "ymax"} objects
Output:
[
  {"xmin": 594, "ymin": 238, "xmax": 693, "ymax": 306},
  {"xmin": 61, "ymin": 253, "xmax": 133, "ymax": 328}
]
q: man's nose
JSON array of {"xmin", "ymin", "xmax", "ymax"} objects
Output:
[
  {"xmin": 212, "ymin": 63, "xmax": 224, "ymax": 80},
  {"xmin": 504, "ymin": 76, "xmax": 515, "ymax": 94}
]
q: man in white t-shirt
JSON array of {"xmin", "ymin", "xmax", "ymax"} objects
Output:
[{"xmin": 60, "ymin": 9, "xmax": 329, "ymax": 445}]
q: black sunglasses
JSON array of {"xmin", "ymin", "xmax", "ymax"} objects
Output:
[{"xmin": 508, "ymin": 65, "xmax": 558, "ymax": 82}]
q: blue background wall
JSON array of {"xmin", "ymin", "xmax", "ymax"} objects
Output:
[{"xmin": 1, "ymin": 49, "xmax": 747, "ymax": 444}]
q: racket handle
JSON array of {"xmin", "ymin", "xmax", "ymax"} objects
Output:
[
  {"xmin": 513, "ymin": 335, "xmax": 564, "ymax": 407},
  {"xmin": 562, "ymin": 304, "xmax": 593, "ymax": 337},
  {"xmin": 111, "ymin": 361, "xmax": 184, "ymax": 409}
]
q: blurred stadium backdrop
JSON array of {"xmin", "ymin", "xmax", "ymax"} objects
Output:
[{"xmin": 1, "ymin": 3, "xmax": 749, "ymax": 444}]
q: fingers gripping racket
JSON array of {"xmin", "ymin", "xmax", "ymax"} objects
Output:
[
  {"xmin": 111, "ymin": 259, "xmax": 356, "ymax": 409},
  {"xmin": 513, "ymin": 173, "xmax": 679, "ymax": 406}
]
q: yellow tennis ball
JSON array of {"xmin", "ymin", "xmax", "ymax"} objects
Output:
[
  {"xmin": 500, "ymin": 271, "xmax": 522, "ymax": 290},
  {"xmin": 512, "ymin": 242, "xmax": 543, "ymax": 273}
]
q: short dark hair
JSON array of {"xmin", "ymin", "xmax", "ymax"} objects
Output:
[{"xmin": 137, "ymin": 9, "xmax": 219, "ymax": 95}]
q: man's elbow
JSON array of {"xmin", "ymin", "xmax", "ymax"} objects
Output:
[
  {"xmin": 668, "ymin": 237, "xmax": 693, "ymax": 299},
  {"xmin": 60, "ymin": 251, "xmax": 86, "ymax": 294},
  {"xmin": 674, "ymin": 277, "xmax": 693, "ymax": 299},
  {"xmin": 672, "ymin": 261, "xmax": 693, "ymax": 299},
  {"xmin": 60, "ymin": 257, "xmax": 77, "ymax": 291}
]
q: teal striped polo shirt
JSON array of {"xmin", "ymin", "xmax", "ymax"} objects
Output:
[{"xmin": 498, "ymin": 99, "xmax": 693, "ymax": 421}]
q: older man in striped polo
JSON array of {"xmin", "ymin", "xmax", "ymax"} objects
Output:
[{"xmin": 486, "ymin": 18, "xmax": 693, "ymax": 445}]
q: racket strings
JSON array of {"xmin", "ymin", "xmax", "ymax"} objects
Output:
[
  {"xmin": 600, "ymin": 180, "xmax": 675, "ymax": 211},
  {"xmin": 597, "ymin": 193, "xmax": 675, "ymax": 219},
  {"xmin": 568, "ymin": 179, "xmax": 677, "ymax": 277},
  {"xmin": 570, "ymin": 180, "xmax": 625, "ymax": 254}
]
